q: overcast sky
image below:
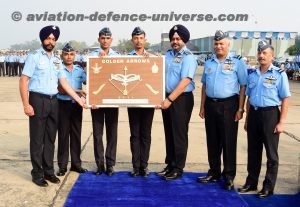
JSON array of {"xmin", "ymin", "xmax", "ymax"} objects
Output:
[{"xmin": 0, "ymin": 0, "xmax": 298, "ymax": 49}]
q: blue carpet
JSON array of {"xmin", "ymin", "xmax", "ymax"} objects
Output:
[
  {"xmin": 64, "ymin": 172, "xmax": 248, "ymax": 207},
  {"xmin": 240, "ymin": 192, "xmax": 300, "ymax": 207}
]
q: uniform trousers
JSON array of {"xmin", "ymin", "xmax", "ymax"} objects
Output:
[
  {"xmin": 127, "ymin": 107, "xmax": 154, "ymax": 169},
  {"xmin": 0, "ymin": 62, "xmax": 5, "ymax": 76},
  {"xmin": 57, "ymin": 100, "xmax": 83, "ymax": 170},
  {"xmin": 91, "ymin": 108, "xmax": 118, "ymax": 168},
  {"xmin": 162, "ymin": 92, "xmax": 194, "ymax": 172},
  {"xmin": 5, "ymin": 62, "xmax": 8, "ymax": 75},
  {"xmin": 29, "ymin": 92, "xmax": 58, "ymax": 179},
  {"xmin": 13, "ymin": 62, "xmax": 19, "ymax": 76},
  {"xmin": 204, "ymin": 95, "xmax": 239, "ymax": 181},
  {"xmin": 246, "ymin": 106, "xmax": 280, "ymax": 190},
  {"xmin": 8, "ymin": 62, "xmax": 14, "ymax": 76},
  {"xmin": 18, "ymin": 63, "xmax": 25, "ymax": 77}
]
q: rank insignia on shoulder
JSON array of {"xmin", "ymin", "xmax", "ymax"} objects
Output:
[
  {"xmin": 233, "ymin": 55, "xmax": 242, "ymax": 60},
  {"xmin": 205, "ymin": 56, "xmax": 212, "ymax": 61},
  {"xmin": 247, "ymin": 68, "xmax": 256, "ymax": 75}
]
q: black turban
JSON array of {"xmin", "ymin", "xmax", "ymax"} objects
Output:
[
  {"xmin": 169, "ymin": 24, "xmax": 190, "ymax": 43},
  {"xmin": 39, "ymin": 25, "xmax": 60, "ymax": 42}
]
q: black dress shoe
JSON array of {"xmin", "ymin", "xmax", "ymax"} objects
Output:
[
  {"xmin": 56, "ymin": 168, "xmax": 67, "ymax": 176},
  {"xmin": 257, "ymin": 188, "xmax": 273, "ymax": 198},
  {"xmin": 140, "ymin": 168, "xmax": 149, "ymax": 177},
  {"xmin": 238, "ymin": 184, "xmax": 257, "ymax": 193},
  {"xmin": 106, "ymin": 166, "xmax": 114, "ymax": 176},
  {"xmin": 157, "ymin": 167, "xmax": 172, "ymax": 176},
  {"xmin": 224, "ymin": 179, "xmax": 234, "ymax": 190},
  {"xmin": 131, "ymin": 168, "xmax": 140, "ymax": 177},
  {"xmin": 32, "ymin": 178, "xmax": 48, "ymax": 187},
  {"xmin": 164, "ymin": 171, "xmax": 182, "ymax": 180},
  {"xmin": 95, "ymin": 165, "xmax": 105, "ymax": 176},
  {"xmin": 44, "ymin": 174, "xmax": 60, "ymax": 184},
  {"xmin": 70, "ymin": 167, "xmax": 88, "ymax": 174},
  {"xmin": 197, "ymin": 175, "xmax": 220, "ymax": 183}
]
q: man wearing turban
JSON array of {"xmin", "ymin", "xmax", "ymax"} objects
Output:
[
  {"xmin": 19, "ymin": 25, "xmax": 85, "ymax": 187},
  {"xmin": 157, "ymin": 24, "xmax": 197, "ymax": 180}
]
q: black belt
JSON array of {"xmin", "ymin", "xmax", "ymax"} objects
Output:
[
  {"xmin": 30, "ymin": 92, "xmax": 57, "ymax": 100},
  {"xmin": 206, "ymin": 95, "xmax": 238, "ymax": 103},
  {"xmin": 58, "ymin": 99, "xmax": 76, "ymax": 103},
  {"xmin": 250, "ymin": 105, "xmax": 278, "ymax": 111}
]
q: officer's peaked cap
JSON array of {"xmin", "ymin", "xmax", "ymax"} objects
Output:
[
  {"xmin": 99, "ymin": 27, "xmax": 112, "ymax": 37},
  {"xmin": 214, "ymin": 30, "xmax": 228, "ymax": 41},
  {"xmin": 257, "ymin": 40, "xmax": 273, "ymax": 51},
  {"xmin": 62, "ymin": 43, "xmax": 74, "ymax": 52},
  {"xmin": 132, "ymin": 27, "xmax": 146, "ymax": 37}
]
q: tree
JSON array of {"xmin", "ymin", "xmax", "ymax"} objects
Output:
[
  {"xmin": 286, "ymin": 45, "xmax": 298, "ymax": 56},
  {"xmin": 10, "ymin": 39, "xmax": 41, "ymax": 51},
  {"xmin": 10, "ymin": 39, "xmax": 89, "ymax": 51},
  {"xmin": 117, "ymin": 39, "xmax": 150, "ymax": 54}
]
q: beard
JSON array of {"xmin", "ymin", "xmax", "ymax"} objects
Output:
[{"xmin": 42, "ymin": 43, "xmax": 55, "ymax": 52}]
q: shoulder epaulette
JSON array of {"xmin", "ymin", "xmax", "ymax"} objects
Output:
[
  {"xmin": 247, "ymin": 68, "xmax": 256, "ymax": 75},
  {"xmin": 75, "ymin": 64, "xmax": 84, "ymax": 70},
  {"xmin": 273, "ymin": 67, "xmax": 285, "ymax": 74},
  {"xmin": 183, "ymin": 50, "xmax": 192, "ymax": 55},
  {"xmin": 205, "ymin": 55, "xmax": 212, "ymax": 61},
  {"xmin": 233, "ymin": 55, "xmax": 242, "ymax": 60},
  {"xmin": 54, "ymin": 54, "xmax": 61, "ymax": 59}
]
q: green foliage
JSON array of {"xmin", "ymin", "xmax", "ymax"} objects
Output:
[
  {"xmin": 9, "ymin": 39, "xmax": 152, "ymax": 53},
  {"xmin": 117, "ymin": 39, "xmax": 150, "ymax": 54},
  {"xmin": 10, "ymin": 39, "xmax": 41, "ymax": 51},
  {"xmin": 10, "ymin": 39, "xmax": 88, "ymax": 51},
  {"xmin": 286, "ymin": 45, "xmax": 298, "ymax": 55}
]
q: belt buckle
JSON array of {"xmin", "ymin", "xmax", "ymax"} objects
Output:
[
  {"xmin": 49, "ymin": 94, "xmax": 56, "ymax": 99},
  {"xmin": 212, "ymin": 98, "xmax": 218, "ymax": 102},
  {"xmin": 254, "ymin": 106, "xmax": 258, "ymax": 110}
]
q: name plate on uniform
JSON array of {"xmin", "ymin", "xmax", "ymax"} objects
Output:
[{"xmin": 87, "ymin": 56, "xmax": 165, "ymax": 107}]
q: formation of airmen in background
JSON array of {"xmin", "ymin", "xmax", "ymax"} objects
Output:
[
  {"xmin": 1, "ymin": 49, "xmax": 300, "ymax": 81},
  {"xmin": 0, "ymin": 50, "xmax": 90, "ymax": 77}
]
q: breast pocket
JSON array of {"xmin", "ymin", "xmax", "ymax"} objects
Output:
[
  {"xmin": 262, "ymin": 82, "xmax": 276, "ymax": 98},
  {"xmin": 36, "ymin": 64, "xmax": 47, "ymax": 76},
  {"xmin": 221, "ymin": 69, "xmax": 236, "ymax": 85}
]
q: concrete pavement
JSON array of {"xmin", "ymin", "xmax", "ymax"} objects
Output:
[{"xmin": 0, "ymin": 69, "xmax": 299, "ymax": 207}]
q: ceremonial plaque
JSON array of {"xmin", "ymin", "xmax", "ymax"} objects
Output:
[{"xmin": 87, "ymin": 56, "xmax": 165, "ymax": 107}]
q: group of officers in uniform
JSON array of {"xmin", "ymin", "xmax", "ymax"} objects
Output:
[
  {"xmin": 0, "ymin": 51, "xmax": 27, "ymax": 77},
  {"xmin": 19, "ymin": 24, "xmax": 290, "ymax": 199}
]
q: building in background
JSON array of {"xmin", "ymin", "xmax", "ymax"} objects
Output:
[{"xmin": 189, "ymin": 31, "xmax": 297, "ymax": 58}]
